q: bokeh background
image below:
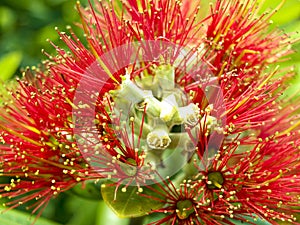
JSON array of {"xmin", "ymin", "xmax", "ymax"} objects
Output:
[{"xmin": 0, "ymin": 0, "xmax": 299, "ymax": 225}]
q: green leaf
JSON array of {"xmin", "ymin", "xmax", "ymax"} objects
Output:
[
  {"xmin": 68, "ymin": 181, "xmax": 103, "ymax": 200},
  {"xmin": 101, "ymin": 183, "xmax": 164, "ymax": 218},
  {"xmin": 0, "ymin": 207, "xmax": 61, "ymax": 225},
  {"xmin": 259, "ymin": 0, "xmax": 300, "ymax": 26},
  {"xmin": 142, "ymin": 213, "xmax": 165, "ymax": 225},
  {"xmin": 0, "ymin": 51, "xmax": 22, "ymax": 81},
  {"xmin": 65, "ymin": 196, "xmax": 99, "ymax": 225},
  {"xmin": 229, "ymin": 214, "xmax": 272, "ymax": 225},
  {"xmin": 95, "ymin": 201, "xmax": 130, "ymax": 225},
  {"xmin": 0, "ymin": 7, "xmax": 16, "ymax": 30}
]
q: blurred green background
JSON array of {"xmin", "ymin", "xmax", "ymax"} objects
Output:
[
  {"xmin": 0, "ymin": 0, "xmax": 299, "ymax": 225},
  {"xmin": 0, "ymin": 0, "xmax": 89, "ymax": 81},
  {"xmin": 0, "ymin": 0, "xmax": 84, "ymax": 63}
]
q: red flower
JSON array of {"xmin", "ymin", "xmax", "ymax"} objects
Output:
[
  {"xmin": 205, "ymin": 0, "xmax": 293, "ymax": 75},
  {"xmin": 0, "ymin": 68, "xmax": 103, "ymax": 216},
  {"xmin": 0, "ymin": 0, "xmax": 299, "ymax": 224},
  {"xmin": 142, "ymin": 175, "xmax": 222, "ymax": 225}
]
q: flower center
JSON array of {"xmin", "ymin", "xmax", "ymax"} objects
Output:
[
  {"xmin": 109, "ymin": 64, "xmax": 220, "ymax": 176},
  {"xmin": 207, "ymin": 171, "xmax": 224, "ymax": 189},
  {"xmin": 176, "ymin": 199, "xmax": 195, "ymax": 220},
  {"xmin": 111, "ymin": 64, "xmax": 199, "ymax": 143}
]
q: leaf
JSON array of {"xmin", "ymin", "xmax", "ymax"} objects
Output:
[
  {"xmin": 0, "ymin": 207, "xmax": 61, "ymax": 225},
  {"xmin": 142, "ymin": 212, "xmax": 166, "ymax": 225},
  {"xmin": 229, "ymin": 214, "xmax": 272, "ymax": 225},
  {"xmin": 68, "ymin": 181, "xmax": 103, "ymax": 200},
  {"xmin": 0, "ymin": 51, "xmax": 22, "ymax": 81},
  {"xmin": 95, "ymin": 201, "xmax": 130, "ymax": 225},
  {"xmin": 259, "ymin": 0, "xmax": 300, "ymax": 26},
  {"xmin": 0, "ymin": 7, "xmax": 16, "ymax": 30},
  {"xmin": 65, "ymin": 196, "xmax": 99, "ymax": 225},
  {"xmin": 101, "ymin": 183, "xmax": 164, "ymax": 218}
]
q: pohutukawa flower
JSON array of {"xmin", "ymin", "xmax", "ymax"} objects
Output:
[{"xmin": 0, "ymin": 0, "xmax": 299, "ymax": 224}]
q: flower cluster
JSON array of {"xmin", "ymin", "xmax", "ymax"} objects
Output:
[{"xmin": 0, "ymin": 0, "xmax": 299, "ymax": 224}]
